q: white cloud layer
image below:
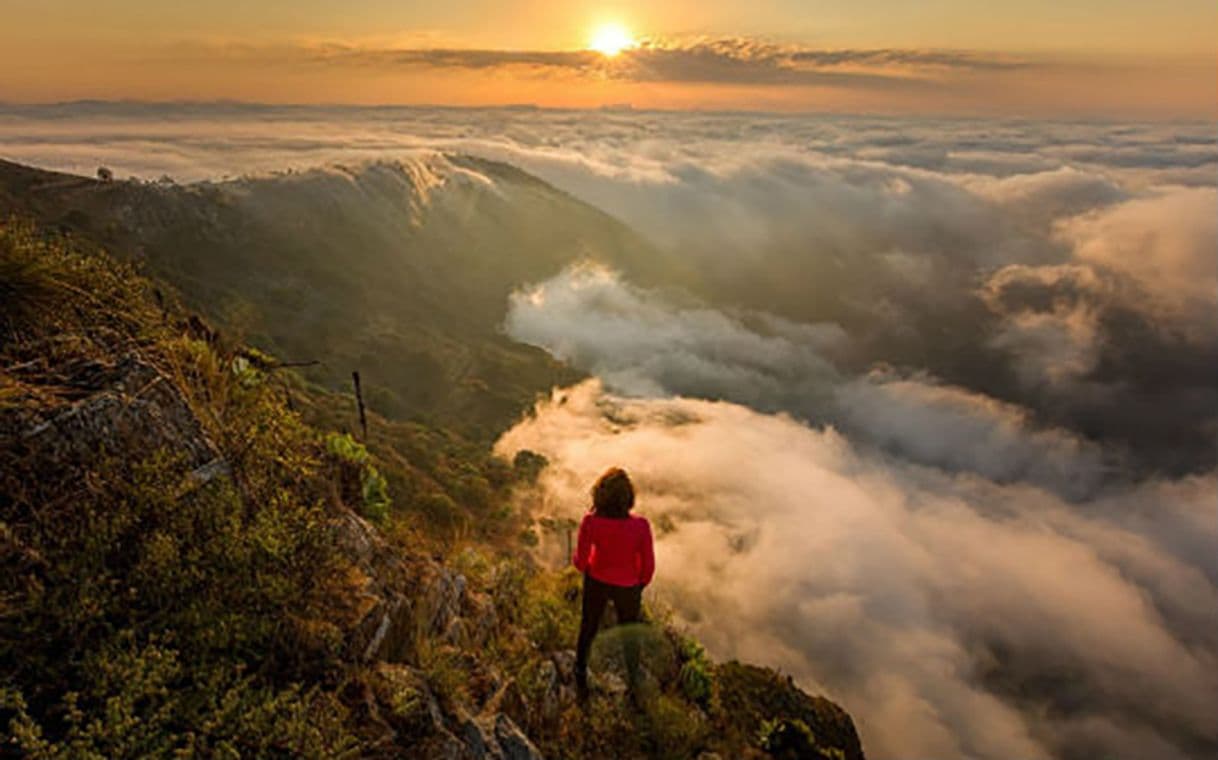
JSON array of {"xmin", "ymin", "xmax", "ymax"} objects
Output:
[
  {"xmin": 505, "ymin": 264, "xmax": 1110, "ymax": 499},
  {"xmin": 495, "ymin": 383, "xmax": 1218, "ymax": 760}
]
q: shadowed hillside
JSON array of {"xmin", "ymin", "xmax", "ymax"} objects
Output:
[{"xmin": 0, "ymin": 156, "xmax": 681, "ymax": 440}]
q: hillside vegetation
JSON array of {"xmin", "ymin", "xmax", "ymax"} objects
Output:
[
  {"xmin": 0, "ymin": 157, "xmax": 688, "ymax": 441},
  {"xmin": 0, "ymin": 218, "xmax": 863, "ymax": 758}
]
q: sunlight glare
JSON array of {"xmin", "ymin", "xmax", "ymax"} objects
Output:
[{"xmin": 589, "ymin": 22, "xmax": 635, "ymax": 57}]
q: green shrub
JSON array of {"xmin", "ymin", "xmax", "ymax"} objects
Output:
[
  {"xmin": 360, "ymin": 467, "xmax": 391, "ymax": 523},
  {"xmin": 416, "ymin": 491, "xmax": 462, "ymax": 527},
  {"xmin": 450, "ymin": 546, "xmax": 492, "ymax": 587},
  {"xmin": 642, "ymin": 695, "xmax": 709, "ymax": 760},
  {"xmin": 511, "ymin": 449, "xmax": 548, "ymax": 484},
  {"xmin": 0, "ymin": 226, "xmax": 362, "ymax": 754},
  {"xmin": 2, "ymin": 636, "xmax": 358, "ymax": 759},
  {"xmin": 524, "ymin": 594, "xmax": 579, "ymax": 653},
  {"xmin": 414, "ymin": 639, "xmax": 471, "ymax": 713},
  {"xmin": 676, "ymin": 634, "xmax": 716, "ymax": 707},
  {"xmin": 590, "ymin": 623, "xmax": 676, "ymax": 701},
  {"xmin": 679, "ymin": 659, "xmax": 714, "ymax": 706},
  {"xmin": 758, "ymin": 717, "xmax": 819, "ymax": 759},
  {"xmin": 325, "ymin": 432, "xmax": 392, "ymax": 522},
  {"xmin": 489, "ymin": 558, "xmax": 530, "ymax": 623}
]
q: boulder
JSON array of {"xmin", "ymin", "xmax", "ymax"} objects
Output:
[
  {"xmin": 7, "ymin": 354, "xmax": 222, "ymax": 483},
  {"xmin": 459, "ymin": 712, "xmax": 545, "ymax": 760}
]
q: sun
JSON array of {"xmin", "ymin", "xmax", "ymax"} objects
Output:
[{"xmin": 588, "ymin": 22, "xmax": 635, "ymax": 57}]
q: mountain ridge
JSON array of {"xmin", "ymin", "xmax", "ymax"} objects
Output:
[{"xmin": 0, "ymin": 155, "xmax": 683, "ymax": 441}]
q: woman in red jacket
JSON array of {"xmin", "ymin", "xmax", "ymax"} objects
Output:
[{"xmin": 572, "ymin": 467, "xmax": 655, "ymax": 702}]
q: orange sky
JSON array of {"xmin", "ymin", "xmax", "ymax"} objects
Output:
[{"xmin": 1, "ymin": 1, "xmax": 1214, "ymax": 117}]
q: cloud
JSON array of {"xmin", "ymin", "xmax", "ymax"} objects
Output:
[
  {"xmin": 505, "ymin": 265, "xmax": 1112, "ymax": 499},
  {"xmin": 834, "ymin": 369, "xmax": 1108, "ymax": 498},
  {"xmin": 298, "ymin": 38, "xmax": 1035, "ymax": 90},
  {"xmin": 504, "ymin": 262, "xmax": 844, "ymax": 414},
  {"xmin": 788, "ymin": 47, "xmax": 1034, "ymax": 71},
  {"xmin": 979, "ymin": 264, "xmax": 1106, "ymax": 390},
  {"xmin": 966, "ymin": 166, "xmax": 1130, "ymax": 225},
  {"xmin": 308, "ymin": 43, "xmax": 602, "ymax": 74},
  {"xmin": 1055, "ymin": 187, "xmax": 1218, "ymax": 328},
  {"xmin": 495, "ymin": 382, "xmax": 1218, "ymax": 760}
]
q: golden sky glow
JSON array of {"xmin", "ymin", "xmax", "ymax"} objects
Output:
[{"xmin": 0, "ymin": 1, "xmax": 1214, "ymax": 116}]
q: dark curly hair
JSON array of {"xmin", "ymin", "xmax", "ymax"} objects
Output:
[{"xmin": 591, "ymin": 467, "xmax": 635, "ymax": 519}]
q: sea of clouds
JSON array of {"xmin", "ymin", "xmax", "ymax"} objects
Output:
[{"xmin": 2, "ymin": 103, "xmax": 1215, "ymax": 759}]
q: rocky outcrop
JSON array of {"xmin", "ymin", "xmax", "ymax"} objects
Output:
[
  {"xmin": 360, "ymin": 662, "xmax": 544, "ymax": 760},
  {"xmin": 417, "ymin": 563, "xmax": 501, "ymax": 650},
  {"xmin": 330, "ymin": 500, "xmax": 547, "ymax": 757},
  {"xmin": 332, "ymin": 508, "xmax": 417, "ymax": 664},
  {"xmin": 3, "ymin": 354, "xmax": 223, "ymax": 483},
  {"xmin": 459, "ymin": 712, "xmax": 545, "ymax": 760}
]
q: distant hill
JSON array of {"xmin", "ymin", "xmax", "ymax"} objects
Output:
[{"xmin": 0, "ymin": 156, "xmax": 671, "ymax": 439}]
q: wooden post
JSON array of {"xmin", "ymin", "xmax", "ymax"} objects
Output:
[
  {"xmin": 351, "ymin": 371, "xmax": 368, "ymax": 441},
  {"xmin": 282, "ymin": 378, "xmax": 295, "ymax": 413}
]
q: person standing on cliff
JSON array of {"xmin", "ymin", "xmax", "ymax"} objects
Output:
[{"xmin": 571, "ymin": 467, "xmax": 656, "ymax": 704}]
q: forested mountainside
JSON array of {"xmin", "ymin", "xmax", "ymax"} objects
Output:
[
  {"xmin": 0, "ymin": 157, "xmax": 684, "ymax": 441},
  {"xmin": 0, "ymin": 179, "xmax": 864, "ymax": 758}
]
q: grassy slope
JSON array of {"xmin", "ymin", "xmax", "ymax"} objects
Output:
[
  {"xmin": 0, "ymin": 157, "xmax": 682, "ymax": 442},
  {"xmin": 0, "ymin": 196, "xmax": 863, "ymax": 757}
]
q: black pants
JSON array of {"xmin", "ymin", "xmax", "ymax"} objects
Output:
[{"xmin": 574, "ymin": 573, "xmax": 643, "ymax": 685}]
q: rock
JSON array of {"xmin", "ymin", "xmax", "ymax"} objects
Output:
[
  {"xmin": 549, "ymin": 651, "xmax": 577, "ymax": 709},
  {"xmin": 551, "ymin": 650, "xmax": 576, "ymax": 683},
  {"xmin": 9, "ymin": 354, "xmax": 220, "ymax": 481},
  {"xmin": 481, "ymin": 679, "xmax": 529, "ymax": 732},
  {"xmin": 421, "ymin": 566, "xmax": 469, "ymax": 645},
  {"xmin": 418, "ymin": 728, "xmax": 469, "ymax": 760},
  {"xmin": 492, "ymin": 713, "xmax": 545, "ymax": 760},
  {"xmin": 334, "ymin": 507, "xmax": 385, "ymax": 566},
  {"xmin": 459, "ymin": 715, "xmax": 496, "ymax": 758},
  {"xmin": 331, "ymin": 508, "xmax": 416, "ymax": 663},
  {"xmin": 459, "ymin": 712, "xmax": 544, "ymax": 760},
  {"xmin": 533, "ymin": 660, "xmax": 560, "ymax": 725}
]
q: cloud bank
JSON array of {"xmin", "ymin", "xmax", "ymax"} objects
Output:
[
  {"xmin": 496, "ymin": 383, "xmax": 1218, "ymax": 760},
  {"xmin": 505, "ymin": 264, "xmax": 1110, "ymax": 500},
  {"xmin": 308, "ymin": 38, "xmax": 1036, "ymax": 81}
]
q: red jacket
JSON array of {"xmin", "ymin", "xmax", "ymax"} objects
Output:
[{"xmin": 572, "ymin": 513, "xmax": 655, "ymax": 587}]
